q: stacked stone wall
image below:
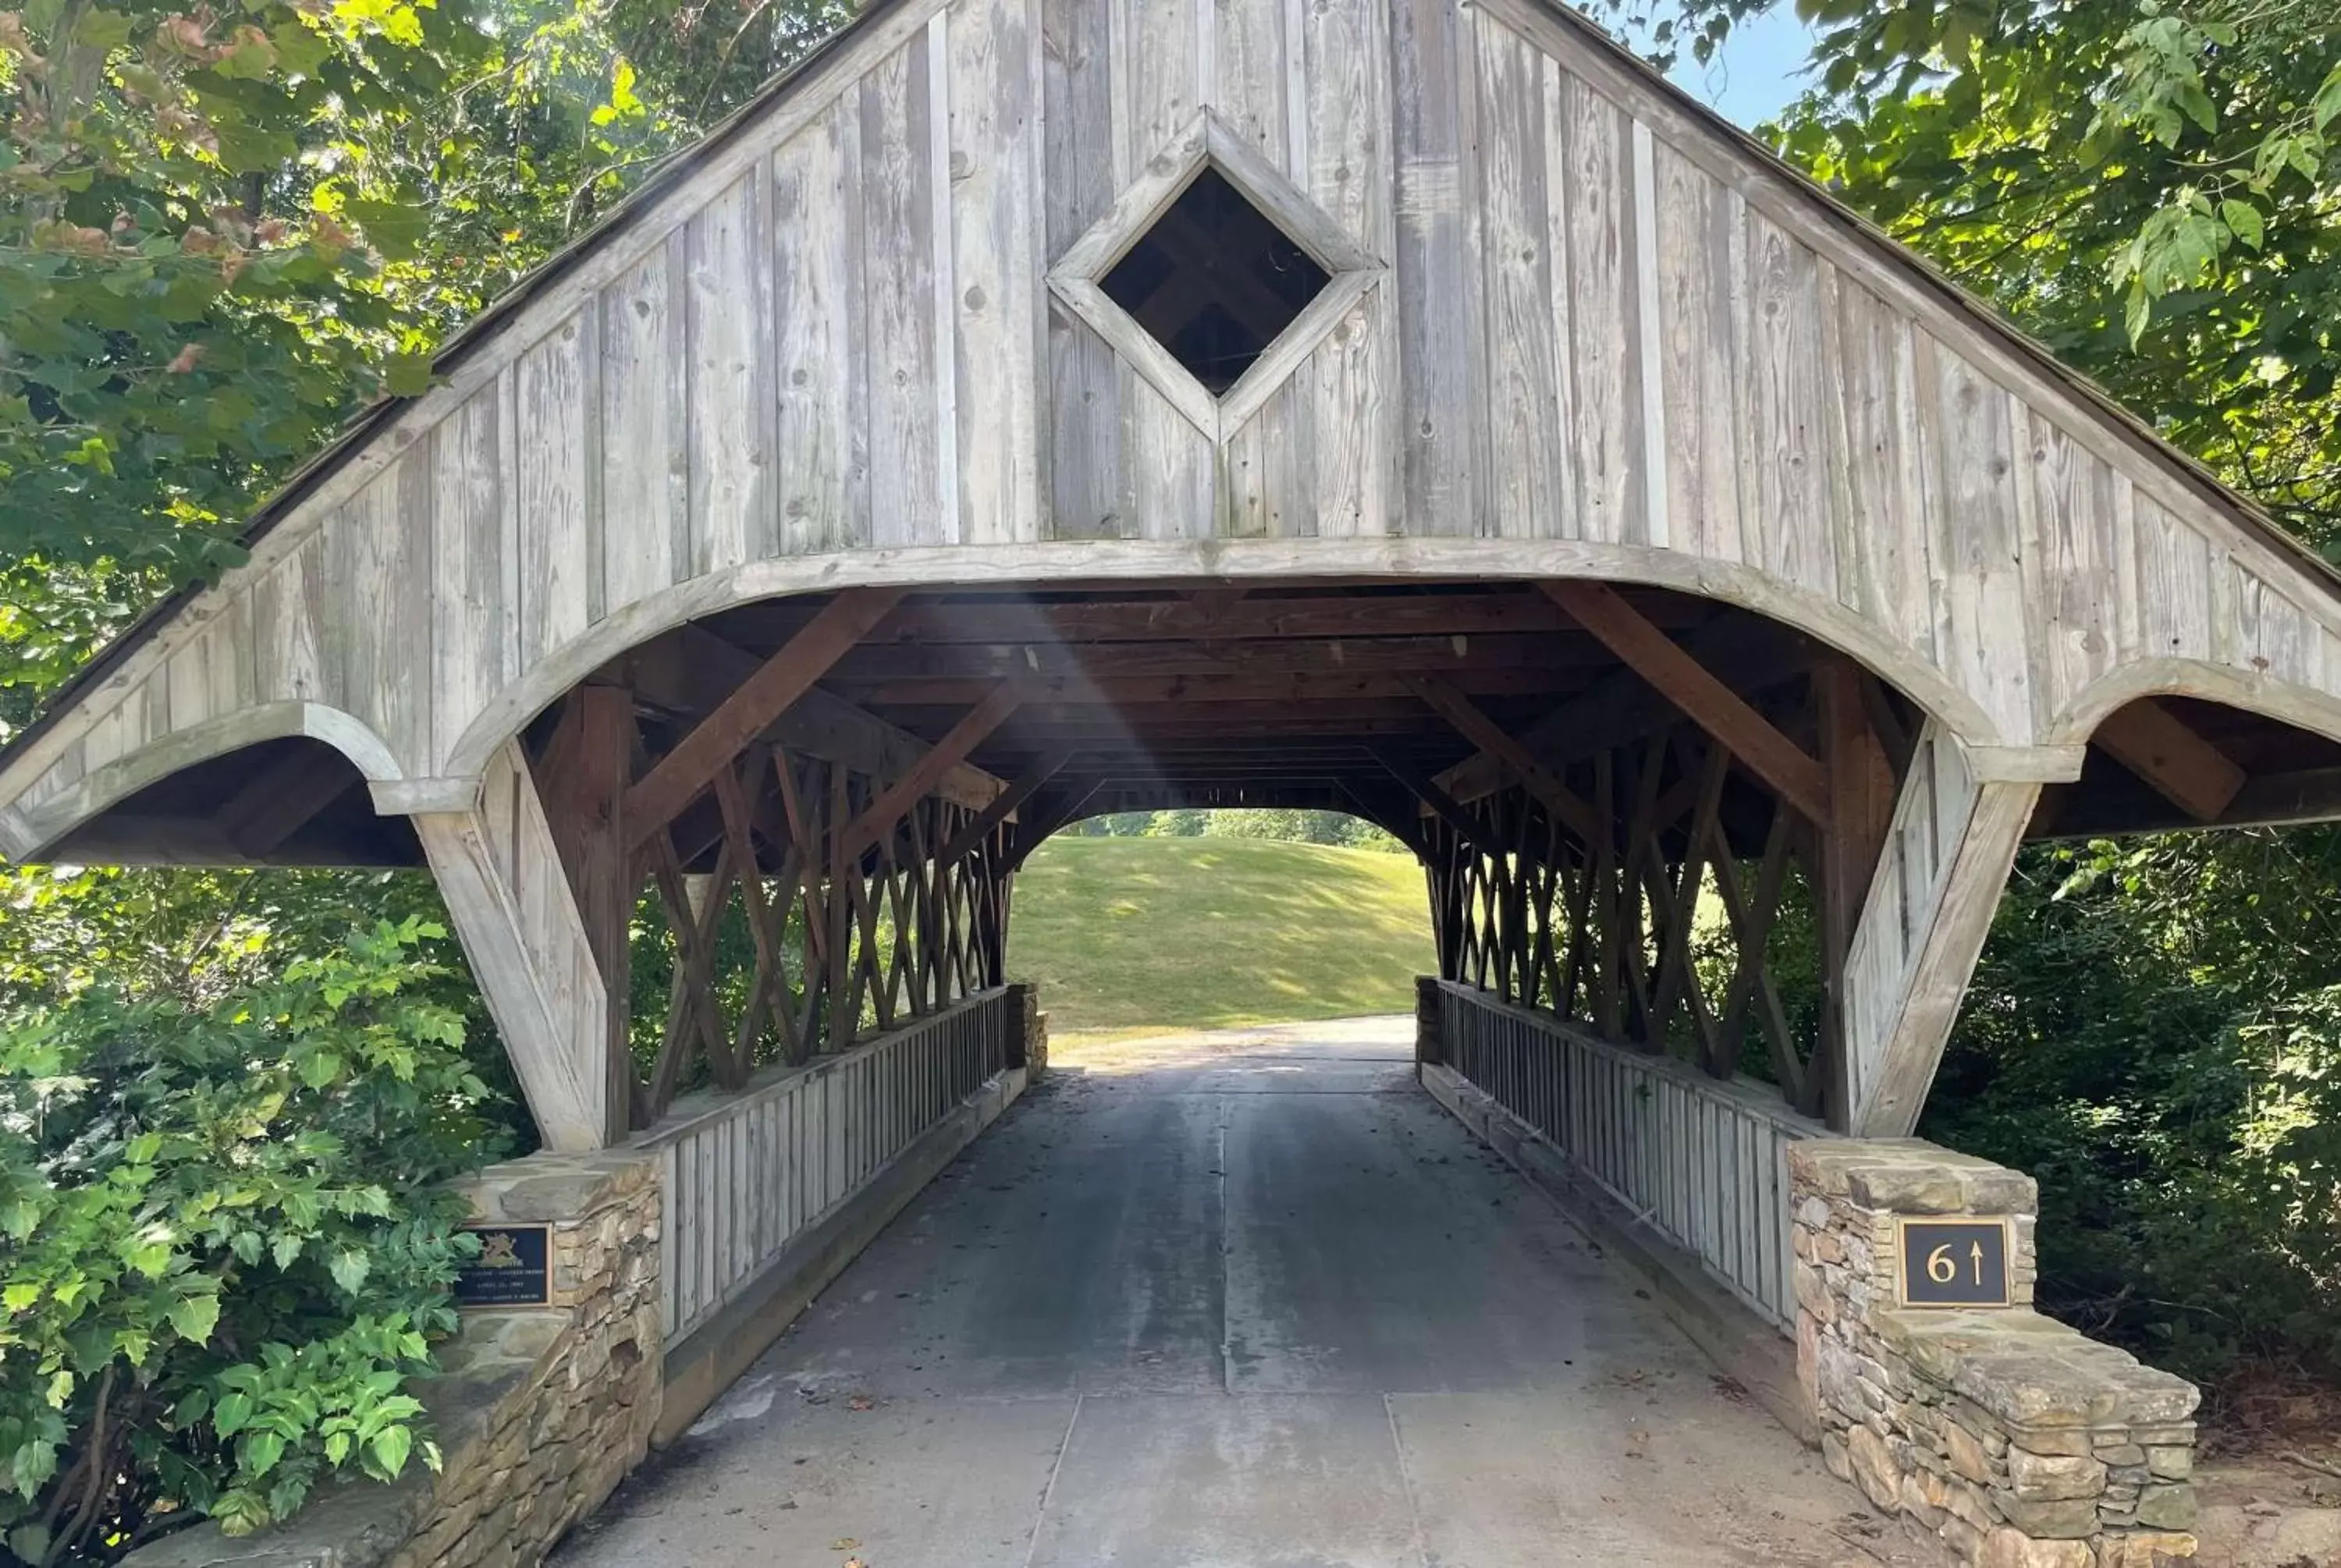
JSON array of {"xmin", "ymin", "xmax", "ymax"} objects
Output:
[
  {"xmin": 1792, "ymin": 1140, "xmax": 2199, "ymax": 1568},
  {"xmin": 1007, "ymin": 980, "xmax": 1048, "ymax": 1075}
]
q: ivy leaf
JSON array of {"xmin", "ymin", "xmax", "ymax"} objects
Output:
[
  {"xmin": 369, "ymin": 1424, "xmax": 412, "ymax": 1478},
  {"xmin": 329, "ymin": 1249, "xmax": 371, "ymax": 1296},
  {"xmin": 169, "ymin": 1291, "xmax": 222, "ymax": 1346},
  {"xmin": 2314, "ymin": 62, "xmax": 2341, "ymax": 132},
  {"xmin": 243, "ymin": 1429, "xmax": 286, "ymax": 1478},
  {"xmin": 125, "ymin": 1233, "xmax": 174, "ymax": 1278},
  {"xmin": 343, "ymin": 197, "xmax": 428, "ymax": 262},
  {"xmin": 213, "ymin": 1391, "xmax": 253, "ymax": 1437},
  {"xmin": 71, "ymin": 8, "xmax": 133, "ymax": 48}
]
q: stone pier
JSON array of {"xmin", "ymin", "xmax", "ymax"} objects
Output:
[{"xmin": 1792, "ymin": 1140, "xmax": 2199, "ymax": 1568}]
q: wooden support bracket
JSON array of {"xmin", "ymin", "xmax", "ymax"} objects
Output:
[
  {"xmin": 623, "ymin": 588, "xmax": 907, "ymax": 848},
  {"xmin": 1538, "ymin": 581, "xmax": 1832, "ymax": 826},
  {"xmin": 2092, "ymin": 699, "xmax": 2245, "ymax": 824}
]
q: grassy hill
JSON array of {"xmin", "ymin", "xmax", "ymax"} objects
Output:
[{"xmin": 1004, "ymin": 836, "xmax": 1435, "ymax": 1039}]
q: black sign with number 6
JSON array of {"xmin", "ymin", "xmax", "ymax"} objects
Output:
[{"xmin": 1895, "ymin": 1219, "xmax": 2012, "ymax": 1307}]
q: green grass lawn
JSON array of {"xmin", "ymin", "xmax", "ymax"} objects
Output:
[{"xmin": 1004, "ymin": 836, "xmax": 1436, "ymax": 1039}]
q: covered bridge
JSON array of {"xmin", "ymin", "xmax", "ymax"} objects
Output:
[{"xmin": 14, "ymin": 0, "xmax": 2340, "ymax": 1559}]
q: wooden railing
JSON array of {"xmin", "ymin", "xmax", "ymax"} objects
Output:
[
  {"xmin": 631, "ymin": 987, "xmax": 1016, "ymax": 1347},
  {"xmin": 1433, "ymin": 980, "xmax": 1825, "ymax": 1332}
]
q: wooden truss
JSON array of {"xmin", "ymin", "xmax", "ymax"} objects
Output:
[
  {"xmin": 1406, "ymin": 632, "xmax": 1906, "ymax": 1126},
  {"xmin": 511, "ymin": 594, "xmax": 1020, "ymax": 1136}
]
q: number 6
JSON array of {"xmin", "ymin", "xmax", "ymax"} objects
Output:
[{"xmin": 1925, "ymin": 1244, "xmax": 1957, "ymax": 1284}]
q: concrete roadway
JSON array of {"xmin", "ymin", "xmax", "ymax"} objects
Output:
[{"xmin": 559, "ymin": 1020, "xmax": 1912, "ymax": 1568}]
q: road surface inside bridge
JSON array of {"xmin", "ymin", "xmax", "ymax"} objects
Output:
[{"xmin": 559, "ymin": 1020, "xmax": 1912, "ymax": 1567}]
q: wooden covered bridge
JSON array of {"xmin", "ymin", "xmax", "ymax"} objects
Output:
[{"xmin": 19, "ymin": 0, "xmax": 2341, "ymax": 1560}]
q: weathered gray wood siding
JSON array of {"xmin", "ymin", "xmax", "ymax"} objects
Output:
[
  {"xmin": 414, "ymin": 740, "xmax": 612, "ymax": 1150},
  {"xmin": 1840, "ymin": 722, "xmax": 2041, "ymax": 1135},
  {"xmin": 6, "ymin": 0, "xmax": 2341, "ymax": 853}
]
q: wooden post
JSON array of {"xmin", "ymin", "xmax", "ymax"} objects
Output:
[
  {"xmin": 540, "ymin": 686, "xmax": 640, "ymax": 1143},
  {"xmin": 1815, "ymin": 663, "xmax": 1898, "ymax": 1130}
]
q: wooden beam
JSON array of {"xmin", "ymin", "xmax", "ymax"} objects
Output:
[
  {"xmin": 822, "ymin": 631, "xmax": 1611, "ymax": 684},
  {"xmin": 1843, "ymin": 730, "xmax": 2038, "ymax": 1135},
  {"xmin": 624, "ymin": 624, "xmax": 1002, "ymax": 808},
  {"xmin": 1816, "ymin": 662, "xmax": 1897, "ymax": 1130},
  {"xmin": 822, "ymin": 589, "xmax": 1694, "ymax": 647},
  {"xmin": 840, "ymin": 683, "xmax": 1024, "ymax": 857},
  {"xmin": 535, "ymin": 686, "xmax": 641, "ymax": 1142},
  {"xmin": 1539, "ymin": 581, "xmax": 1832, "ymax": 825},
  {"xmin": 847, "ymin": 667, "xmax": 1586, "ymax": 708},
  {"xmin": 623, "ymin": 588, "xmax": 905, "ymax": 846},
  {"xmin": 1401, "ymin": 676, "xmax": 1600, "ymax": 842},
  {"xmin": 1437, "ymin": 617, "xmax": 1806, "ymax": 801},
  {"xmin": 2091, "ymin": 699, "xmax": 2245, "ymax": 823},
  {"xmin": 936, "ymin": 745, "xmax": 1071, "ymax": 866},
  {"xmin": 414, "ymin": 740, "xmax": 608, "ymax": 1151},
  {"xmin": 215, "ymin": 748, "xmax": 360, "ymax": 858},
  {"xmin": 1369, "ymin": 747, "xmax": 1508, "ymax": 860}
]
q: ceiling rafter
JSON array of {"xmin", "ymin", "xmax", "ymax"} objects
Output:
[
  {"xmin": 623, "ymin": 588, "xmax": 908, "ymax": 848},
  {"xmin": 1538, "ymin": 582, "xmax": 1831, "ymax": 826}
]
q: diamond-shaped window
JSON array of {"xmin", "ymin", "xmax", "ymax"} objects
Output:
[
  {"xmin": 1049, "ymin": 112, "xmax": 1382, "ymax": 443},
  {"xmin": 1099, "ymin": 167, "xmax": 1333, "ymax": 396}
]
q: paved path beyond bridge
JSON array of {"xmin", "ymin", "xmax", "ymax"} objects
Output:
[{"xmin": 559, "ymin": 1020, "xmax": 1916, "ymax": 1567}]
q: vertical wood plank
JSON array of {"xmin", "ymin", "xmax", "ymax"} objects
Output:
[
  {"xmin": 773, "ymin": 98, "xmax": 870, "ymax": 555},
  {"xmin": 600, "ymin": 240, "xmax": 686, "ymax": 608},
  {"xmin": 1393, "ymin": 0, "xmax": 1474, "ymax": 535},
  {"xmin": 517, "ymin": 313, "xmax": 595, "ymax": 667},
  {"xmin": 1558, "ymin": 70, "xmax": 1638, "ymax": 544},
  {"xmin": 1654, "ymin": 141, "xmax": 1739, "ymax": 563},
  {"xmin": 950, "ymin": 0, "xmax": 1043, "ymax": 546},
  {"xmin": 862, "ymin": 34, "xmax": 943, "ymax": 548},
  {"xmin": 687, "ymin": 173, "xmax": 776, "ymax": 573},
  {"xmin": 1474, "ymin": 22, "xmax": 1561, "ymax": 541},
  {"xmin": 432, "ymin": 382, "xmax": 507, "ymax": 771}
]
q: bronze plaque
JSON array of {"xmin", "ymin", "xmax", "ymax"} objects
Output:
[
  {"xmin": 1897, "ymin": 1219, "xmax": 2012, "ymax": 1308},
  {"xmin": 453, "ymin": 1223, "xmax": 551, "ymax": 1308}
]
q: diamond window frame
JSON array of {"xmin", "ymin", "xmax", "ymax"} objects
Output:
[{"xmin": 1048, "ymin": 110, "xmax": 1383, "ymax": 445}]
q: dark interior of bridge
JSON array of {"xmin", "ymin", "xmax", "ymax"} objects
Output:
[{"xmin": 52, "ymin": 576, "xmax": 2341, "ymax": 874}]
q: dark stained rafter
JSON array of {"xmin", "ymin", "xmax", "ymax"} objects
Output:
[
  {"xmin": 623, "ymin": 588, "xmax": 910, "ymax": 847},
  {"xmin": 2090, "ymin": 698, "xmax": 2247, "ymax": 824}
]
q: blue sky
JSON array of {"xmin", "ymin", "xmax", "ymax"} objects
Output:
[{"xmin": 1623, "ymin": 4, "xmax": 1821, "ymax": 129}]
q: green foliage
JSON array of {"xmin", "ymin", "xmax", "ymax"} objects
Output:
[
  {"xmin": 1071, "ymin": 809, "xmax": 1405, "ymax": 851},
  {"xmin": 1009, "ymin": 835, "xmax": 1434, "ymax": 1038},
  {"xmin": 1925, "ymin": 834, "xmax": 2341, "ymax": 1387},
  {"xmin": 0, "ymin": 917, "xmax": 510, "ymax": 1563}
]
